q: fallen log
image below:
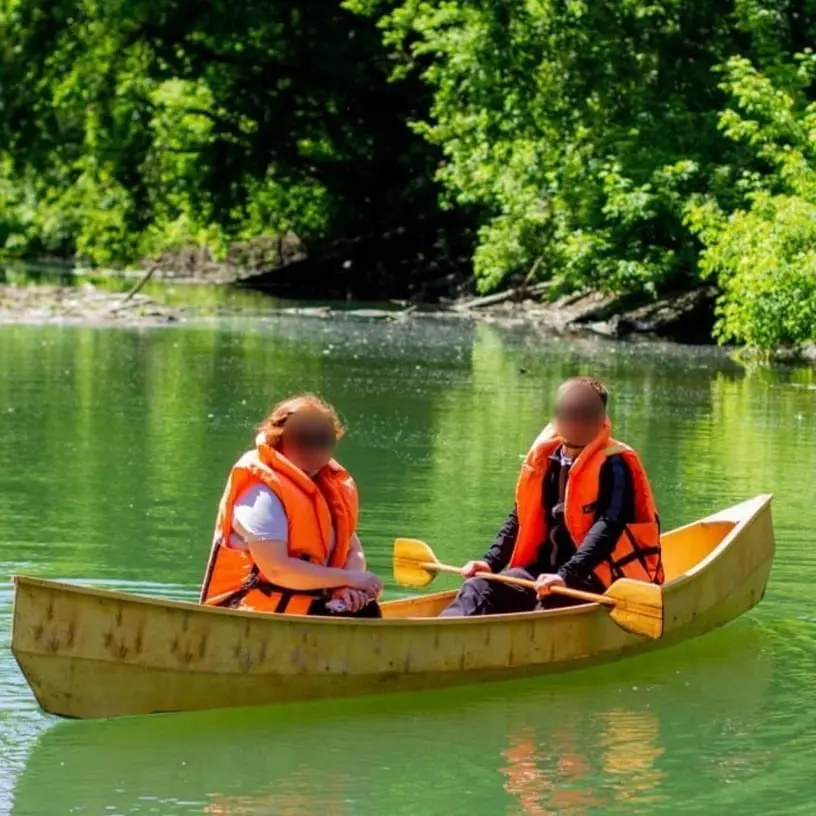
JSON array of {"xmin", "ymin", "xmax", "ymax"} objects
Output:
[{"xmin": 454, "ymin": 281, "xmax": 553, "ymax": 310}]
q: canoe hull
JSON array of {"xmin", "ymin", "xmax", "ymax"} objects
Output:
[{"xmin": 11, "ymin": 495, "xmax": 775, "ymax": 719}]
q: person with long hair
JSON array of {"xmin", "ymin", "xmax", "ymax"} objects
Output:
[{"xmin": 200, "ymin": 394, "xmax": 382, "ymax": 617}]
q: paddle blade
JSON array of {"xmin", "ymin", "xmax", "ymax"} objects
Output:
[
  {"xmin": 393, "ymin": 538, "xmax": 439, "ymax": 588},
  {"xmin": 605, "ymin": 579, "xmax": 664, "ymax": 640}
]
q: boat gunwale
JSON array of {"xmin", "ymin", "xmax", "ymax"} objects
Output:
[
  {"xmin": 11, "ymin": 574, "xmax": 600, "ymax": 628},
  {"xmin": 657, "ymin": 492, "xmax": 772, "ymax": 590},
  {"xmin": 10, "ymin": 494, "xmax": 773, "ymax": 632}
]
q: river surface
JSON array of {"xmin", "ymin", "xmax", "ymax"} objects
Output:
[{"xmin": 1, "ymin": 316, "xmax": 815, "ymax": 815}]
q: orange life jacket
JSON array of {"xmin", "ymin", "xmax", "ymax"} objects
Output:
[
  {"xmin": 199, "ymin": 433, "xmax": 359, "ymax": 614},
  {"xmin": 509, "ymin": 420, "xmax": 663, "ymax": 588}
]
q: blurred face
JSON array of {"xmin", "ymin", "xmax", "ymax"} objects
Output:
[
  {"xmin": 279, "ymin": 411, "xmax": 338, "ymax": 475},
  {"xmin": 553, "ymin": 382, "xmax": 606, "ymax": 448}
]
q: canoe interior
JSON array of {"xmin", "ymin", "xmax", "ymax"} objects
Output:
[{"xmin": 380, "ymin": 518, "xmax": 737, "ymax": 619}]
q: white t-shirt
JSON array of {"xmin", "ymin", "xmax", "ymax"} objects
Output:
[{"xmin": 229, "ymin": 484, "xmax": 336, "ymax": 558}]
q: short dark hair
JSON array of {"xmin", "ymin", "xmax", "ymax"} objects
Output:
[{"xmin": 560, "ymin": 376, "xmax": 609, "ymax": 408}]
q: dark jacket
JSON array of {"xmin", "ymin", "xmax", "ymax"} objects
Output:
[{"xmin": 483, "ymin": 449, "xmax": 635, "ymax": 591}]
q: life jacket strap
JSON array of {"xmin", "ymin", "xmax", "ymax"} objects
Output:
[
  {"xmin": 207, "ymin": 562, "xmax": 324, "ymax": 614},
  {"xmin": 606, "ymin": 527, "xmax": 662, "ymax": 582},
  {"xmin": 203, "ymin": 565, "xmax": 262, "ymax": 608}
]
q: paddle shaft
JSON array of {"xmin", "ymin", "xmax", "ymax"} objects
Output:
[{"xmin": 425, "ymin": 562, "xmax": 615, "ymax": 608}]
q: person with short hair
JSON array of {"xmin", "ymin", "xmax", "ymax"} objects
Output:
[
  {"xmin": 440, "ymin": 377, "xmax": 663, "ymax": 617},
  {"xmin": 200, "ymin": 394, "xmax": 383, "ymax": 617}
]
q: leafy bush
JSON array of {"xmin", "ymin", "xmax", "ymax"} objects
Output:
[{"xmin": 688, "ymin": 55, "xmax": 816, "ymax": 349}]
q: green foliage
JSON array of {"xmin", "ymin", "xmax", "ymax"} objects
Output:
[
  {"xmin": 358, "ymin": 0, "xmax": 742, "ymax": 294},
  {"xmin": 688, "ymin": 54, "xmax": 816, "ymax": 349},
  {"xmin": 692, "ymin": 194, "xmax": 816, "ymax": 349},
  {"xmin": 2, "ymin": 0, "xmax": 816, "ymax": 349},
  {"xmin": 0, "ymin": 0, "xmax": 438, "ymax": 265},
  {"xmin": 350, "ymin": 0, "xmax": 816, "ymax": 348}
]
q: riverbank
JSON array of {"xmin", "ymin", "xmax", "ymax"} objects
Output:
[
  {"xmin": 4, "ymin": 277, "xmax": 814, "ymax": 362},
  {"xmin": 0, "ymin": 283, "xmax": 185, "ymax": 327},
  {"xmin": 0, "ymin": 278, "xmax": 718, "ymax": 341},
  {"xmin": 449, "ymin": 284, "xmax": 719, "ymax": 344}
]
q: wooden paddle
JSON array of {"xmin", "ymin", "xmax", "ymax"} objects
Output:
[{"xmin": 393, "ymin": 538, "xmax": 663, "ymax": 640}]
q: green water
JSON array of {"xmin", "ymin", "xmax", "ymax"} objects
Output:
[{"xmin": 1, "ymin": 317, "xmax": 816, "ymax": 815}]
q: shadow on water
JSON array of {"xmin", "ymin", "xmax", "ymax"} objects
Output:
[{"xmin": 12, "ymin": 624, "xmax": 774, "ymax": 816}]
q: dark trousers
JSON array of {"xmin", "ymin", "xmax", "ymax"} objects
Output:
[{"xmin": 438, "ymin": 568, "xmax": 585, "ymax": 617}]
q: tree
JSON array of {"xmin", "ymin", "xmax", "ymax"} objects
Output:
[
  {"xmin": 688, "ymin": 54, "xmax": 816, "ymax": 349},
  {"xmin": 353, "ymin": 0, "xmax": 748, "ymax": 294},
  {"xmin": 0, "ymin": 0, "xmax": 441, "ymax": 265}
]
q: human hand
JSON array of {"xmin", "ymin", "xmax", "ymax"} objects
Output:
[
  {"xmin": 330, "ymin": 587, "xmax": 371, "ymax": 613},
  {"xmin": 534, "ymin": 573, "xmax": 566, "ymax": 598},
  {"xmin": 347, "ymin": 570, "xmax": 383, "ymax": 597},
  {"xmin": 462, "ymin": 560, "xmax": 492, "ymax": 578}
]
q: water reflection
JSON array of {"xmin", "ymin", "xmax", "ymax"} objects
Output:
[
  {"xmin": 501, "ymin": 726, "xmax": 603, "ymax": 815},
  {"xmin": 599, "ymin": 709, "xmax": 664, "ymax": 806},
  {"xmin": 498, "ymin": 694, "xmax": 664, "ymax": 814},
  {"xmin": 12, "ymin": 626, "xmax": 772, "ymax": 816},
  {"xmin": 204, "ymin": 774, "xmax": 349, "ymax": 816}
]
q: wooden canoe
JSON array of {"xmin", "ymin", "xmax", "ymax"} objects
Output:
[{"xmin": 11, "ymin": 494, "xmax": 775, "ymax": 720}]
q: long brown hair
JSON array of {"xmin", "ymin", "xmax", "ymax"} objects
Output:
[{"xmin": 256, "ymin": 393, "xmax": 345, "ymax": 447}]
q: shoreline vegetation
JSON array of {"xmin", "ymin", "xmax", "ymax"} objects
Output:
[
  {"xmin": 1, "ymin": 254, "xmax": 718, "ymax": 344},
  {"xmin": 0, "ymin": 264, "xmax": 740, "ymax": 352},
  {"xmin": 2, "ymin": 268, "xmax": 815, "ymax": 363},
  {"xmin": 2, "ymin": 2, "xmax": 815, "ymax": 354},
  {"xmin": 0, "ymin": 277, "xmax": 710, "ymax": 337}
]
